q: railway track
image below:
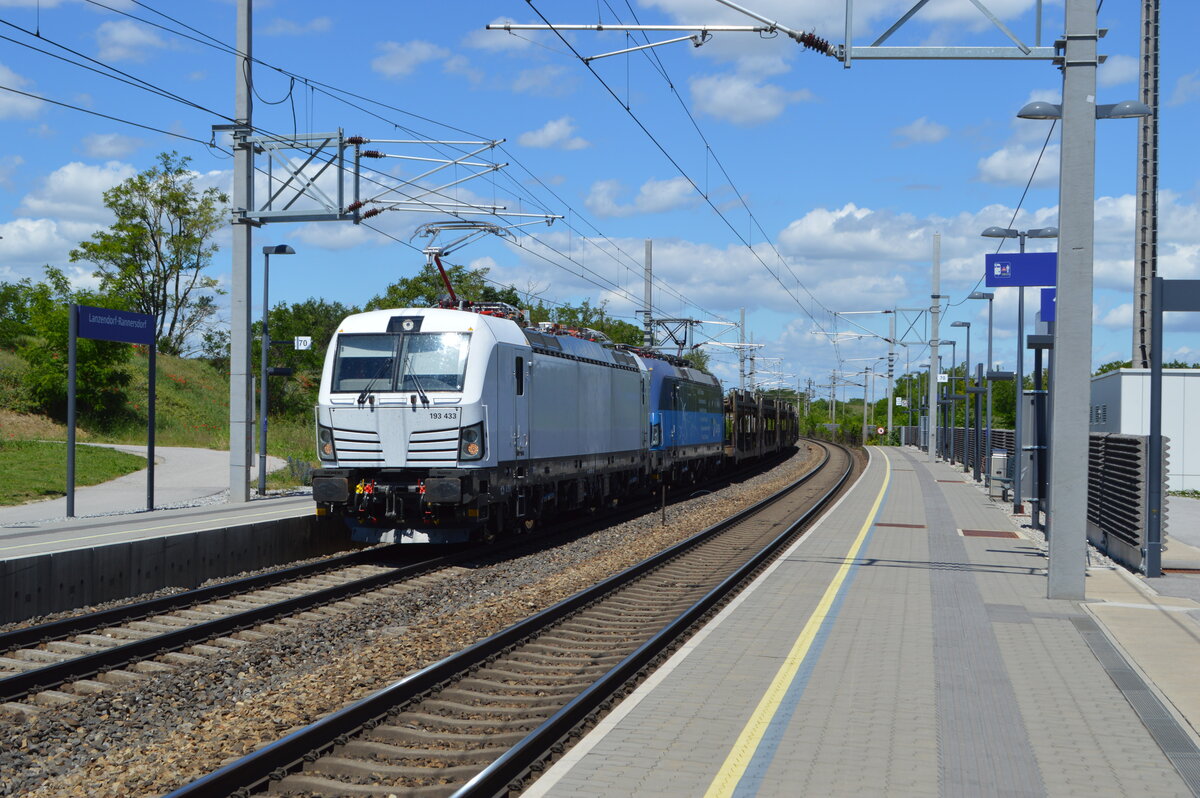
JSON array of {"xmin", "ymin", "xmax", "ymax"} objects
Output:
[
  {"xmin": 166, "ymin": 441, "xmax": 855, "ymax": 798},
  {"xmin": 0, "ymin": 451, "xmax": 800, "ymax": 718},
  {"xmin": 0, "ymin": 547, "xmax": 462, "ymax": 715}
]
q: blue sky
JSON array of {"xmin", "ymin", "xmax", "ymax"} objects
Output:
[{"xmin": 1, "ymin": 0, "xmax": 1197, "ymax": 398}]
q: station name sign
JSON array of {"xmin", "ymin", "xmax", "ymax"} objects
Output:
[
  {"xmin": 984, "ymin": 252, "xmax": 1057, "ymax": 288},
  {"xmin": 76, "ymin": 305, "xmax": 156, "ymax": 345}
]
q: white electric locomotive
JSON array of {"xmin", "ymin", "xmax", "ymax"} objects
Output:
[{"xmin": 311, "ymin": 304, "xmax": 651, "ymax": 543}]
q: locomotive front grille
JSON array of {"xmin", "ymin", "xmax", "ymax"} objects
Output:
[
  {"xmin": 407, "ymin": 427, "xmax": 459, "ymax": 463},
  {"xmin": 332, "ymin": 427, "xmax": 384, "ymax": 465}
]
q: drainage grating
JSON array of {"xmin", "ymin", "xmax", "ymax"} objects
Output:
[
  {"xmin": 875, "ymin": 522, "xmax": 927, "ymax": 529},
  {"xmin": 1074, "ymin": 615, "xmax": 1200, "ymax": 795}
]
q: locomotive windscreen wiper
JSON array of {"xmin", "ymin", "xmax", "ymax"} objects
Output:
[
  {"xmin": 404, "ymin": 354, "xmax": 430, "ymax": 405},
  {"xmin": 357, "ymin": 358, "xmax": 393, "ymax": 405}
]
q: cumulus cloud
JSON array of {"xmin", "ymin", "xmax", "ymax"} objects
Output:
[
  {"xmin": 1170, "ymin": 70, "xmax": 1200, "ymax": 106},
  {"xmin": 1098, "ymin": 54, "xmax": 1138, "ymax": 87},
  {"xmin": 371, "ymin": 41, "xmax": 449, "ymax": 79},
  {"xmin": 690, "ymin": 73, "xmax": 813, "ymax": 125},
  {"xmin": 465, "ymin": 18, "xmax": 536, "ymax": 51},
  {"xmin": 96, "ymin": 20, "xmax": 166, "ymax": 62},
  {"xmin": 584, "ymin": 177, "xmax": 696, "ymax": 217},
  {"xmin": 517, "ymin": 117, "xmax": 589, "ymax": 150},
  {"xmin": 18, "ymin": 160, "xmax": 135, "ymax": 224},
  {"xmin": 264, "ymin": 16, "xmax": 332, "ymax": 36},
  {"xmin": 0, "ymin": 63, "xmax": 41, "ymax": 119},
  {"xmin": 893, "ymin": 117, "xmax": 949, "ymax": 146},
  {"xmin": 976, "ymin": 143, "xmax": 1059, "ymax": 186},
  {"xmin": 443, "ymin": 55, "xmax": 483, "ymax": 85},
  {"xmin": 82, "ymin": 133, "xmax": 142, "ymax": 158},
  {"xmin": 512, "ymin": 65, "xmax": 573, "ymax": 96}
]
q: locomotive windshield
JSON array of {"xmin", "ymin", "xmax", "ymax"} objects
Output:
[{"xmin": 332, "ymin": 332, "xmax": 471, "ymax": 393}]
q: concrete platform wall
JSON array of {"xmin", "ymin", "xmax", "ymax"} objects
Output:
[{"xmin": 1, "ymin": 515, "xmax": 349, "ymax": 625}]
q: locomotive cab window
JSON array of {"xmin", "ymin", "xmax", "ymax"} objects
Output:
[{"xmin": 332, "ymin": 332, "xmax": 471, "ymax": 394}]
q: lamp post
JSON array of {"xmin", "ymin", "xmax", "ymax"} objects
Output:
[
  {"xmin": 951, "ymin": 321, "xmax": 971, "ymax": 474},
  {"xmin": 937, "ymin": 339, "xmax": 956, "ymax": 462},
  {"xmin": 969, "ymin": 291, "xmax": 995, "ymax": 486},
  {"xmin": 981, "ymin": 225, "xmax": 1057, "ymax": 513},
  {"xmin": 260, "ymin": 244, "xmax": 295, "ymax": 496},
  {"xmin": 1016, "ymin": 21, "xmax": 1153, "ymax": 597}
]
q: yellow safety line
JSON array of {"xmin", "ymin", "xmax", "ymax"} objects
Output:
[
  {"xmin": 703, "ymin": 449, "xmax": 892, "ymax": 798},
  {"xmin": 0, "ymin": 505, "xmax": 309, "ymax": 554}
]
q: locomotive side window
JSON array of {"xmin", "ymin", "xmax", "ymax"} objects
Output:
[
  {"xmin": 515, "ymin": 356, "xmax": 525, "ymax": 395},
  {"xmin": 331, "ymin": 334, "xmax": 396, "ymax": 393}
]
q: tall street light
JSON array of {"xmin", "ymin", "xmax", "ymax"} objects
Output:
[
  {"xmin": 981, "ymin": 225, "xmax": 1057, "ymax": 514},
  {"xmin": 260, "ymin": 244, "xmax": 295, "ymax": 496},
  {"xmin": 969, "ymin": 291, "xmax": 995, "ymax": 487},
  {"xmin": 1016, "ymin": 13, "xmax": 1153, "ymax": 598},
  {"xmin": 951, "ymin": 320, "xmax": 972, "ymax": 474},
  {"xmin": 938, "ymin": 339, "xmax": 956, "ymax": 462}
]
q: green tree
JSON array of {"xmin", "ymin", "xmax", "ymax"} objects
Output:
[
  {"xmin": 69, "ymin": 151, "xmax": 228, "ymax": 356},
  {"xmin": 17, "ymin": 267, "xmax": 132, "ymax": 421},
  {"xmin": 253, "ymin": 298, "xmax": 360, "ymax": 416},
  {"xmin": 682, "ymin": 346, "xmax": 711, "ymax": 371},
  {"xmin": 0, "ymin": 280, "xmax": 33, "ymax": 349},
  {"xmin": 528, "ymin": 298, "xmax": 643, "ymax": 345}
]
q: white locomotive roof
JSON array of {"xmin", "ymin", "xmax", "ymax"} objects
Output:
[{"xmin": 333, "ymin": 307, "xmax": 529, "ymax": 345}]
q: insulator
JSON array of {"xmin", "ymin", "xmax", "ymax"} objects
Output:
[
  {"xmin": 362, "ymin": 150, "xmax": 386, "ymax": 158},
  {"xmin": 346, "ymin": 136, "xmax": 367, "ymax": 145},
  {"xmin": 347, "ymin": 200, "xmax": 364, "ymax": 212},
  {"xmin": 362, "ymin": 207, "xmax": 383, "ymax": 219}
]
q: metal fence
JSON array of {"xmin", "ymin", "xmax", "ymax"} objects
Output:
[{"xmin": 897, "ymin": 425, "xmax": 1168, "ymax": 574}]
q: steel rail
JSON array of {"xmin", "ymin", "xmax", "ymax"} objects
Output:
[
  {"xmin": 164, "ymin": 441, "xmax": 849, "ymax": 798},
  {"xmin": 0, "ymin": 549, "xmax": 450, "ymax": 703}
]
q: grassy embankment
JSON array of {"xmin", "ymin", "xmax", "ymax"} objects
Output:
[{"xmin": 0, "ymin": 348, "xmax": 318, "ymax": 505}]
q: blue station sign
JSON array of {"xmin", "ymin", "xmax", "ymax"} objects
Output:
[
  {"xmin": 1040, "ymin": 288, "xmax": 1056, "ymax": 322},
  {"xmin": 984, "ymin": 252, "xmax": 1057, "ymax": 288},
  {"xmin": 76, "ymin": 305, "xmax": 156, "ymax": 345}
]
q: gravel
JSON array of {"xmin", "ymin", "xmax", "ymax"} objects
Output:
[{"xmin": 0, "ymin": 446, "xmax": 822, "ymax": 798}]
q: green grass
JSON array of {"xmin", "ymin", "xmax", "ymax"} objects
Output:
[
  {"xmin": 0, "ymin": 440, "xmax": 147, "ymax": 505},
  {"xmin": 0, "ymin": 348, "xmax": 321, "ymax": 493},
  {"xmin": 1170, "ymin": 490, "xmax": 1200, "ymax": 500}
]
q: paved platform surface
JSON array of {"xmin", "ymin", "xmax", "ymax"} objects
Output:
[
  {"xmin": 528, "ymin": 446, "xmax": 1200, "ymax": 797},
  {"xmin": 0, "ymin": 445, "xmax": 304, "ymax": 559}
]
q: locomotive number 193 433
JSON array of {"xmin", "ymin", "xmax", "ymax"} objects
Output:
[{"xmin": 425, "ymin": 409, "xmax": 460, "ymax": 421}]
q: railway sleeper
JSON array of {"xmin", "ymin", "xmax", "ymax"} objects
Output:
[
  {"xmin": 456, "ymin": 677, "xmax": 582, "ymax": 697},
  {"xmin": 369, "ymin": 724, "xmax": 529, "ymax": 749},
  {"xmin": 516, "ymin": 642, "xmax": 628, "ymax": 659},
  {"xmin": 31, "ymin": 689, "xmax": 78, "ymax": 707},
  {"xmin": 71, "ymin": 634, "xmax": 127, "ymax": 648},
  {"xmin": 502, "ymin": 651, "xmax": 625, "ymax": 668},
  {"xmin": 44, "ymin": 640, "xmax": 107, "ymax": 655},
  {"xmin": 421, "ymin": 698, "xmax": 555, "ymax": 720},
  {"xmin": 388, "ymin": 710, "xmax": 538, "ymax": 732},
  {"xmin": 10, "ymin": 648, "xmax": 70, "ymax": 663},
  {"xmin": 338, "ymin": 739, "xmax": 503, "ymax": 765},
  {"xmin": 270, "ymin": 771, "xmax": 456, "ymax": 797},
  {"xmin": 307, "ymin": 755, "xmax": 493, "ymax": 783},
  {"xmin": 0, "ymin": 656, "xmax": 41, "ymax": 671},
  {"xmin": 420, "ymin": 696, "xmax": 559, "ymax": 720},
  {"xmin": 69, "ymin": 679, "xmax": 112, "ymax": 695},
  {"xmin": 436, "ymin": 687, "xmax": 567, "ymax": 710},
  {"xmin": 476, "ymin": 660, "xmax": 611, "ymax": 678}
]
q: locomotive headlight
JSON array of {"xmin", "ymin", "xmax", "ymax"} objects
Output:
[
  {"xmin": 459, "ymin": 422, "xmax": 485, "ymax": 460},
  {"xmin": 317, "ymin": 424, "xmax": 336, "ymax": 460}
]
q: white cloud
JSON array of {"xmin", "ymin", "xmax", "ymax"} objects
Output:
[
  {"xmin": 518, "ymin": 117, "xmax": 589, "ymax": 150},
  {"xmin": 1099, "ymin": 303, "xmax": 1131, "ymax": 329},
  {"xmin": 1098, "ymin": 54, "xmax": 1138, "ymax": 87},
  {"xmin": 465, "ymin": 18, "xmax": 535, "ymax": 51},
  {"xmin": 513, "ymin": 65, "xmax": 572, "ymax": 96},
  {"xmin": 690, "ymin": 73, "xmax": 813, "ymax": 126},
  {"xmin": 17, "ymin": 160, "xmax": 135, "ymax": 225},
  {"xmin": 443, "ymin": 55, "xmax": 483, "ymax": 85},
  {"xmin": 264, "ymin": 17, "xmax": 332, "ymax": 36},
  {"xmin": 82, "ymin": 133, "xmax": 142, "ymax": 158},
  {"xmin": 584, "ymin": 177, "xmax": 696, "ymax": 217},
  {"xmin": 1170, "ymin": 70, "xmax": 1200, "ymax": 106},
  {"xmin": 976, "ymin": 143, "xmax": 1059, "ymax": 186},
  {"xmin": 0, "ymin": 63, "xmax": 41, "ymax": 119},
  {"xmin": 893, "ymin": 116, "xmax": 949, "ymax": 146},
  {"xmin": 371, "ymin": 41, "xmax": 449, "ymax": 79},
  {"xmin": 96, "ymin": 20, "xmax": 166, "ymax": 62}
]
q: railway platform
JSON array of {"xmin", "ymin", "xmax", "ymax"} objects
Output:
[{"xmin": 526, "ymin": 445, "xmax": 1200, "ymax": 797}]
